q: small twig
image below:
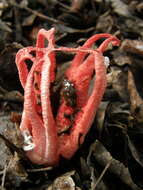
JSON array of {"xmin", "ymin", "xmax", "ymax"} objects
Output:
[
  {"xmin": 0, "ymin": 134, "xmax": 25, "ymax": 158},
  {"xmin": 27, "ymin": 166, "xmax": 53, "ymax": 172},
  {"xmin": 56, "ymin": 1, "xmax": 71, "ymax": 10},
  {"xmin": 0, "ymin": 86, "xmax": 7, "ymax": 94},
  {"xmin": 0, "ymin": 171, "xmax": 4, "ymax": 175},
  {"xmin": 10, "ymin": 0, "xmax": 95, "ymax": 35},
  {"xmin": 13, "ymin": 7, "xmax": 22, "ymax": 41},
  {"xmin": 24, "ymin": 7, "xmax": 64, "ymax": 25},
  {"xmin": 0, "ymin": 90, "xmax": 23, "ymax": 103},
  {"xmin": 1, "ymin": 165, "xmax": 7, "ymax": 188},
  {"xmin": 1, "ymin": 158, "xmax": 13, "ymax": 188},
  {"xmin": 10, "ymin": 1, "xmax": 65, "ymax": 25},
  {"xmin": 92, "ymin": 141, "xmax": 140, "ymax": 190},
  {"xmin": 93, "ymin": 159, "xmax": 112, "ymax": 189}
]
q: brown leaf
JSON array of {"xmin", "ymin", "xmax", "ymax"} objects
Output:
[
  {"xmin": 0, "ymin": 138, "xmax": 12, "ymax": 171},
  {"xmin": 107, "ymin": 66, "xmax": 129, "ymax": 102},
  {"xmin": 128, "ymin": 70, "xmax": 143, "ymax": 123},
  {"xmin": 47, "ymin": 171, "xmax": 81, "ymax": 190},
  {"xmin": 22, "ymin": 14, "xmax": 37, "ymax": 26},
  {"xmin": 121, "ymin": 39, "xmax": 143, "ymax": 56}
]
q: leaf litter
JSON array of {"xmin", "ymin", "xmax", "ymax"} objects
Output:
[{"xmin": 1, "ymin": 0, "xmax": 143, "ymax": 189}]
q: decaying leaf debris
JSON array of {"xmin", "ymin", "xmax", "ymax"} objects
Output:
[{"xmin": 0, "ymin": 0, "xmax": 143, "ymax": 189}]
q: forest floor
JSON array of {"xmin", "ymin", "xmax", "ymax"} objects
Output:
[{"xmin": 0, "ymin": 0, "xmax": 143, "ymax": 190}]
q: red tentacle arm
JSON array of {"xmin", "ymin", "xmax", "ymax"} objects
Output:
[
  {"xmin": 15, "ymin": 47, "xmax": 36, "ymax": 88},
  {"xmin": 56, "ymin": 36, "xmax": 120, "ymax": 142},
  {"xmin": 58, "ymin": 52, "xmax": 106, "ymax": 158}
]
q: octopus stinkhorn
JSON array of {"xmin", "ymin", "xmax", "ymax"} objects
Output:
[{"xmin": 15, "ymin": 28, "xmax": 120, "ymax": 165}]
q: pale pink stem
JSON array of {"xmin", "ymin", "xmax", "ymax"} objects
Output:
[
  {"xmin": 21, "ymin": 60, "xmax": 47, "ymax": 164},
  {"xmin": 20, "ymin": 110, "xmax": 32, "ymax": 132},
  {"xmin": 40, "ymin": 53, "xmax": 59, "ymax": 165}
]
